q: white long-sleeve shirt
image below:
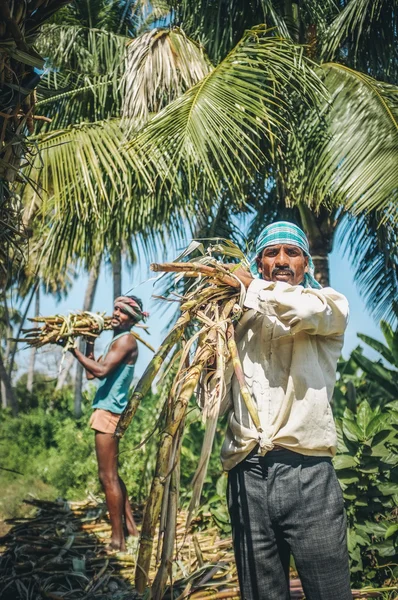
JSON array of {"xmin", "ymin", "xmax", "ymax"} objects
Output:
[{"xmin": 220, "ymin": 278, "xmax": 349, "ymax": 471}]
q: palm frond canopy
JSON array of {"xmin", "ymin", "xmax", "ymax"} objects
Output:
[
  {"xmin": 34, "ymin": 0, "xmax": 143, "ymax": 130},
  {"xmin": 122, "ymin": 28, "xmax": 213, "ymax": 123},
  {"xmin": 169, "ymin": 0, "xmax": 267, "ymax": 61},
  {"xmin": 127, "ymin": 26, "xmax": 324, "ymax": 201},
  {"xmin": 36, "ymin": 71, "xmax": 123, "ymax": 131},
  {"xmin": 36, "ymin": 24, "xmax": 128, "ymax": 77},
  {"xmin": 169, "ymin": 0, "xmax": 338, "ymax": 60},
  {"xmin": 337, "ymin": 210, "xmax": 398, "ymax": 326},
  {"xmin": 47, "ymin": 0, "xmax": 141, "ymax": 36},
  {"xmin": 290, "ymin": 63, "xmax": 398, "ymax": 217},
  {"xmin": 35, "ymin": 24, "xmax": 129, "ymax": 129},
  {"xmin": 322, "ymin": 0, "xmax": 398, "ymax": 82},
  {"xmin": 28, "ymin": 119, "xmax": 145, "ymax": 219}
]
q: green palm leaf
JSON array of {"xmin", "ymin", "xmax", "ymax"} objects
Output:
[
  {"xmin": 357, "ymin": 333, "xmax": 395, "ymax": 365},
  {"xmin": 36, "ymin": 24, "xmax": 128, "ymax": 77},
  {"xmin": 336, "ymin": 212, "xmax": 398, "ymax": 325},
  {"xmin": 36, "ymin": 73, "xmax": 123, "ymax": 130},
  {"xmin": 351, "ymin": 348, "xmax": 398, "ymax": 398},
  {"xmin": 322, "ymin": 0, "xmax": 398, "ymax": 81},
  {"xmin": 303, "ymin": 63, "xmax": 398, "ymax": 217},
  {"xmin": 35, "ymin": 24, "xmax": 129, "ymax": 129},
  {"xmin": 28, "ymin": 119, "xmax": 146, "ymax": 218},
  {"xmin": 127, "ymin": 26, "xmax": 324, "ymax": 199}
]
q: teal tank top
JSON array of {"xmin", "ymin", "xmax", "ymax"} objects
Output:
[{"xmin": 92, "ymin": 332, "xmax": 136, "ymax": 414}]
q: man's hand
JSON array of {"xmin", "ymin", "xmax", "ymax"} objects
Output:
[{"xmin": 225, "ymin": 264, "xmax": 254, "ymax": 289}]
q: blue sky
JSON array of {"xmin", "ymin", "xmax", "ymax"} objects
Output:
[{"xmin": 22, "ymin": 239, "xmax": 382, "ymax": 383}]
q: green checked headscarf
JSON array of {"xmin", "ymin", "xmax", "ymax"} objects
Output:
[{"xmin": 250, "ymin": 221, "xmax": 321, "ymax": 289}]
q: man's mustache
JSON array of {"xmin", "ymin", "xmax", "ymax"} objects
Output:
[{"xmin": 272, "ymin": 267, "xmax": 294, "ymax": 277}]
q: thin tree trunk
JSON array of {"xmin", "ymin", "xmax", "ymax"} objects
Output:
[
  {"xmin": 27, "ymin": 287, "xmax": 40, "ymax": 393},
  {"xmin": 298, "ymin": 204, "xmax": 335, "ymax": 288},
  {"xmin": 1, "ymin": 291, "xmax": 13, "ymax": 409},
  {"xmin": 55, "ymin": 353, "xmax": 74, "ymax": 391},
  {"xmin": 8, "ymin": 280, "xmax": 38, "ymax": 379},
  {"xmin": 311, "ymin": 248, "xmax": 330, "ymax": 288},
  {"xmin": 112, "ymin": 247, "xmax": 122, "ymax": 298},
  {"xmin": 73, "ymin": 259, "xmax": 101, "ymax": 418},
  {"xmin": 0, "ymin": 352, "xmax": 18, "ymax": 416}
]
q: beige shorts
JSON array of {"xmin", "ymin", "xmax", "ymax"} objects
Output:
[{"xmin": 89, "ymin": 409, "xmax": 120, "ymax": 434}]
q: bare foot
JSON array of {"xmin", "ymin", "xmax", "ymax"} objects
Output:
[{"xmin": 105, "ymin": 539, "xmax": 126, "ymax": 552}]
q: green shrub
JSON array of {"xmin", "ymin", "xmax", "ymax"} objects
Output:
[
  {"xmin": 334, "ymin": 400, "xmax": 398, "ymax": 587},
  {"xmin": 0, "ymin": 389, "xmax": 163, "ymax": 502}
]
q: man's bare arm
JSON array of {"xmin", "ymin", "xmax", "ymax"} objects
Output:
[
  {"xmin": 71, "ymin": 335, "xmax": 137, "ymax": 379},
  {"xmin": 85, "ymin": 340, "xmax": 96, "ymax": 380}
]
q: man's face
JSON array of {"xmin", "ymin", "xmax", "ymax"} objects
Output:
[
  {"xmin": 111, "ymin": 305, "xmax": 135, "ymax": 331},
  {"xmin": 256, "ymin": 244, "xmax": 308, "ymax": 285}
]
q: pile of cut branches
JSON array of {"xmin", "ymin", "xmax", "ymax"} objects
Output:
[
  {"xmin": 13, "ymin": 311, "xmax": 154, "ymax": 352},
  {"xmin": 0, "ymin": 497, "xmax": 387, "ymax": 599},
  {"xmin": 114, "ymin": 241, "xmax": 261, "ymax": 597}
]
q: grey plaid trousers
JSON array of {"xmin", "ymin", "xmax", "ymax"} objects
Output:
[{"xmin": 227, "ymin": 449, "xmax": 352, "ymax": 600}]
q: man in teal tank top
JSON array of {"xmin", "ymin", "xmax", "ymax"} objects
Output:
[{"xmin": 70, "ymin": 295, "xmax": 148, "ymax": 551}]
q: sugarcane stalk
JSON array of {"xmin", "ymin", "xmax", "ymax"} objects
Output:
[
  {"xmin": 135, "ymin": 345, "xmax": 213, "ymax": 594},
  {"xmin": 130, "ymin": 330, "xmax": 155, "ymax": 352},
  {"xmin": 227, "ymin": 323, "xmax": 262, "ymax": 431},
  {"xmin": 180, "ymin": 286, "xmax": 220, "ymax": 311},
  {"xmin": 150, "ymin": 262, "xmax": 240, "ymax": 289},
  {"xmin": 187, "ymin": 302, "xmax": 235, "ymax": 524},
  {"xmin": 152, "ymin": 427, "xmax": 182, "ymax": 600},
  {"xmin": 115, "ymin": 312, "xmax": 191, "ymax": 439}
]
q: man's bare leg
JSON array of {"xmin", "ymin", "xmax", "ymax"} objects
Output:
[
  {"xmin": 95, "ymin": 432, "xmax": 126, "ymax": 551},
  {"xmin": 119, "ymin": 477, "xmax": 139, "ymax": 537}
]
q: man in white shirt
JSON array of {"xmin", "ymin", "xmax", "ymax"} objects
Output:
[{"xmin": 223, "ymin": 221, "xmax": 351, "ymax": 600}]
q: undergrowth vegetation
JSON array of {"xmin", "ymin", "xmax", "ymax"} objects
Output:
[
  {"xmin": 1, "ymin": 322, "xmax": 397, "ymax": 589},
  {"xmin": 0, "ymin": 382, "xmax": 227, "ymax": 527}
]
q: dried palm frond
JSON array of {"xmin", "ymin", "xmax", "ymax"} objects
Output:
[
  {"xmin": 13, "ymin": 310, "xmax": 155, "ymax": 352},
  {"xmin": 115, "ymin": 239, "xmax": 263, "ymax": 598}
]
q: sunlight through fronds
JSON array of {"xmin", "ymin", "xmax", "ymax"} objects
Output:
[{"xmin": 127, "ymin": 26, "xmax": 325, "ymax": 200}]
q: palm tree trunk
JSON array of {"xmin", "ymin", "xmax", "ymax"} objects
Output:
[
  {"xmin": 27, "ymin": 286, "xmax": 40, "ymax": 393},
  {"xmin": 0, "ymin": 352, "xmax": 18, "ymax": 415},
  {"xmin": 284, "ymin": 0, "xmax": 300, "ymax": 41},
  {"xmin": 73, "ymin": 259, "xmax": 101, "ymax": 418},
  {"xmin": 112, "ymin": 248, "xmax": 122, "ymax": 298},
  {"xmin": 8, "ymin": 280, "xmax": 38, "ymax": 379},
  {"xmin": 310, "ymin": 248, "xmax": 330, "ymax": 288},
  {"xmin": 55, "ymin": 353, "xmax": 74, "ymax": 392},
  {"xmin": 1, "ymin": 291, "xmax": 14, "ymax": 411},
  {"xmin": 298, "ymin": 204, "xmax": 335, "ymax": 288}
]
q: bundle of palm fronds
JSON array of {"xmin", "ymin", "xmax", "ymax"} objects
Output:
[
  {"xmin": 14, "ymin": 311, "xmax": 155, "ymax": 352},
  {"xmin": 114, "ymin": 240, "xmax": 263, "ymax": 598}
]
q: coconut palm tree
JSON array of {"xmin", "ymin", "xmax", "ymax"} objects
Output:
[
  {"xmin": 20, "ymin": 0, "xmax": 398, "ymax": 327},
  {"xmin": 121, "ymin": 0, "xmax": 398, "ymax": 322},
  {"xmin": 22, "ymin": 0, "xmax": 213, "ymax": 274},
  {"xmin": 0, "ymin": 0, "xmax": 73, "ymax": 286}
]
